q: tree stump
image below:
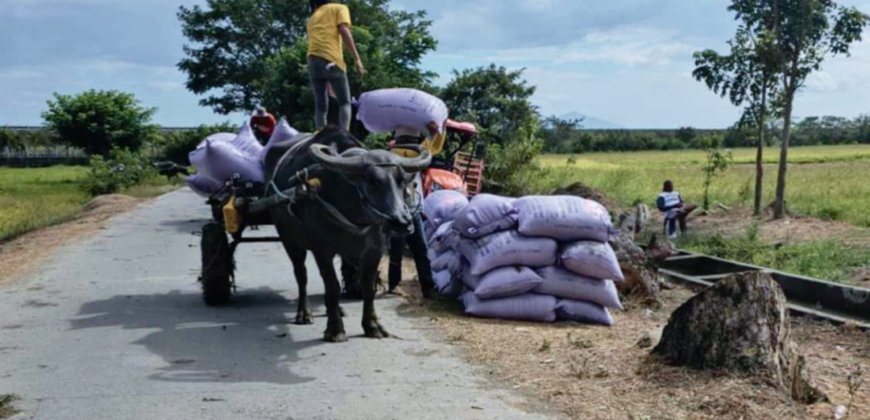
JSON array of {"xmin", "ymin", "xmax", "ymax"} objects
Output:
[{"xmin": 652, "ymin": 271, "xmax": 825, "ymax": 403}]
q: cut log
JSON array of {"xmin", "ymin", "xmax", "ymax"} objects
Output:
[{"xmin": 652, "ymin": 271, "xmax": 826, "ymax": 403}]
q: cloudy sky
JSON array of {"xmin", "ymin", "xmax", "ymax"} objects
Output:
[{"xmin": 2, "ymin": 0, "xmax": 869, "ymax": 128}]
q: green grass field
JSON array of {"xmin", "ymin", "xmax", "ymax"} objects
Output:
[
  {"xmin": 0, "ymin": 166, "xmax": 90, "ymax": 241},
  {"xmin": 0, "ymin": 166, "xmax": 177, "ymax": 242},
  {"xmin": 534, "ymin": 145, "xmax": 870, "ymax": 227}
]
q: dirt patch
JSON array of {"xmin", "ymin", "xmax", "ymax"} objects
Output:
[
  {"xmin": 393, "ymin": 275, "xmax": 870, "ymax": 420},
  {"xmin": 0, "ymin": 394, "xmax": 20, "ymax": 419},
  {"xmin": 849, "ymin": 267, "xmax": 870, "ymax": 284},
  {"xmin": 81, "ymin": 194, "xmax": 138, "ymax": 216},
  {"xmin": 0, "ymin": 194, "xmax": 144, "ymax": 287},
  {"xmin": 552, "ymin": 183, "xmax": 611, "ymax": 208},
  {"xmin": 681, "ymin": 207, "xmax": 870, "ymax": 247}
]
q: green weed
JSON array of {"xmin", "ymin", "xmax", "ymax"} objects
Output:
[{"xmin": 676, "ymin": 225, "xmax": 870, "ymax": 283}]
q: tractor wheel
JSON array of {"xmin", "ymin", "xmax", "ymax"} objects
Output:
[{"xmin": 200, "ymin": 222, "xmax": 233, "ymax": 306}]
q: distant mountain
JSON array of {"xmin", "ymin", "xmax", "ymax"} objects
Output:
[{"xmin": 557, "ymin": 112, "xmax": 624, "ymax": 130}]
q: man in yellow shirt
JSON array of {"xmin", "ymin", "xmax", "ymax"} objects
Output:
[{"xmin": 307, "ymin": 0, "xmax": 366, "ymax": 131}]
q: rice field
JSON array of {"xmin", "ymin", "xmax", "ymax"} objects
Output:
[
  {"xmin": 0, "ymin": 166, "xmax": 90, "ymax": 241},
  {"xmin": 534, "ymin": 145, "xmax": 870, "ymax": 227}
]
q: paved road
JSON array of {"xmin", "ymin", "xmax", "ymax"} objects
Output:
[{"xmin": 0, "ymin": 190, "xmax": 554, "ymax": 420}]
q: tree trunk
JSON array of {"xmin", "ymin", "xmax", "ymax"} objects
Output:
[
  {"xmin": 653, "ymin": 272, "xmax": 826, "ymax": 403},
  {"xmin": 754, "ymin": 88, "xmax": 767, "ymax": 216},
  {"xmin": 774, "ymin": 88, "xmax": 792, "ymax": 219}
]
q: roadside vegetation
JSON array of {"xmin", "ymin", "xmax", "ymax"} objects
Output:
[
  {"xmin": 0, "ymin": 166, "xmax": 88, "ymax": 241},
  {"xmin": 0, "ymin": 165, "xmax": 176, "ymax": 242},
  {"xmin": 677, "ymin": 224, "xmax": 870, "ymax": 283}
]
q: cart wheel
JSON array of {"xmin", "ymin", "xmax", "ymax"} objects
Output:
[{"xmin": 200, "ymin": 222, "xmax": 233, "ymax": 306}]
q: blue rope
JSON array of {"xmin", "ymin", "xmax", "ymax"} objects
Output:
[{"xmin": 270, "ymin": 181, "xmax": 292, "ymax": 200}]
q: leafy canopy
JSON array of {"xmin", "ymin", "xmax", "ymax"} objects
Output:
[
  {"xmin": 441, "ymin": 64, "xmax": 538, "ymax": 143},
  {"xmin": 178, "ymin": 0, "xmax": 438, "ymax": 130},
  {"xmin": 42, "ymin": 90, "xmax": 158, "ymax": 156}
]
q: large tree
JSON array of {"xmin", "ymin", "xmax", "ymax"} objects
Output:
[
  {"xmin": 694, "ymin": 24, "xmax": 781, "ymax": 216},
  {"xmin": 730, "ymin": 0, "xmax": 868, "ymax": 219},
  {"xmin": 42, "ymin": 90, "xmax": 157, "ymax": 156},
  {"xmin": 178, "ymin": 0, "xmax": 437, "ymax": 130},
  {"xmin": 440, "ymin": 64, "xmax": 539, "ymax": 143}
]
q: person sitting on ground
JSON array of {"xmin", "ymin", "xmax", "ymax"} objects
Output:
[
  {"xmin": 656, "ymin": 180, "xmax": 698, "ymax": 238},
  {"xmin": 250, "ymin": 106, "xmax": 277, "ymax": 144},
  {"xmin": 387, "ymin": 124, "xmax": 446, "ymax": 298}
]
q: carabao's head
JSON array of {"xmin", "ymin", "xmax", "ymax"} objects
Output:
[{"xmin": 309, "ymin": 130, "xmax": 432, "ymax": 235}]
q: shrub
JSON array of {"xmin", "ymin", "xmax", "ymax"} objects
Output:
[
  {"xmin": 43, "ymin": 90, "xmax": 158, "ymax": 156},
  {"xmin": 82, "ymin": 148, "xmax": 157, "ymax": 196},
  {"xmin": 158, "ymin": 123, "xmax": 237, "ymax": 166},
  {"xmin": 484, "ymin": 120, "xmax": 548, "ymax": 196}
]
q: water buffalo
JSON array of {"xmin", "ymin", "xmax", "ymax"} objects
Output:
[{"xmin": 267, "ymin": 127, "xmax": 430, "ymax": 342}]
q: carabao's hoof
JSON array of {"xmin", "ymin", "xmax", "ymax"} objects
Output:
[
  {"xmin": 364, "ymin": 322, "xmax": 390, "ymax": 339},
  {"xmin": 295, "ymin": 310, "xmax": 313, "ymax": 325},
  {"xmin": 339, "ymin": 306, "xmax": 347, "ymax": 318},
  {"xmin": 323, "ymin": 330, "xmax": 348, "ymax": 343}
]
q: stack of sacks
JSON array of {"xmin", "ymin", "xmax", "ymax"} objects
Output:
[
  {"xmin": 185, "ymin": 118, "xmax": 302, "ymax": 197},
  {"xmin": 456, "ymin": 195, "xmax": 623, "ymax": 327},
  {"xmin": 423, "ymin": 190, "xmax": 469, "ymax": 295}
]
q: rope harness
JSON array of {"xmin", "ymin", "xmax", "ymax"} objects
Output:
[{"xmin": 265, "ymin": 142, "xmax": 423, "ymax": 237}]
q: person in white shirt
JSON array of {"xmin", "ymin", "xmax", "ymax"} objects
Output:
[{"xmin": 656, "ymin": 180, "xmax": 697, "ymax": 238}]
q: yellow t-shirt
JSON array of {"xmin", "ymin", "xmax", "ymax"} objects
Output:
[{"xmin": 307, "ymin": 4, "xmax": 352, "ymax": 72}]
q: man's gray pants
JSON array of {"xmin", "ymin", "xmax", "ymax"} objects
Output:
[{"xmin": 307, "ymin": 56, "xmax": 352, "ymax": 131}]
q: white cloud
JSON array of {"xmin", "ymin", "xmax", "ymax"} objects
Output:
[{"xmin": 483, "ymin": 27, "xmax": 695, "ymax": 66}]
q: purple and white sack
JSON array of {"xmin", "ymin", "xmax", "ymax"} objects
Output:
[
  {"xmin": 514, "ymin": 196, "xmax": 614, "ymax": 242},
  {"xmin": 356, "ymin": 88, "xmax": 449, "ymax": 135},
  {"xmin": 459, "ymin": 230, "xmax": 557, "ymax": 276},
  {"xmin": 260, "ymin": 117, "xmax": 300, "ymax": 163},
  {"xmin": 184, "ymin": 174, "xmax": 225, "ymax": 197},
  {"xmin": 196, "ymin": 132, "xmax": 236, "ymax": 148},
  {"xmin": 431, "ymin": 249, "xmax": 462, "ymax": 275},
  {"xmin": 428, "ymin": 221, "xmax": 460, "ymax": 252},
  {"xmin": 535, "ymin": 266, "xmax": 623, "ymax": 309},
  {"xmin": 559, "ymin": 241, "xmax": 624, "ymax": 282},
  {"xmin": 474, "ymin": 266, "xmax": 543, "ymax": 300},
  {"xmin": 190, "ymin": 139, "xmax": 265, "ymax": 183},
  {"xmin": 462, "ymin": 266, "xmax": 481, "ymax": 291},
  {"xmin": 556, "ymin": 299, "xmax": 614, "ymax": 326},
  {"xmin": 424, "ymin": 190, "xmax": 469, "ymax": 228},
  {"xmin": 231, "ymin": 122, "xmax": 265, "ymax": 158},
  {"xmin": 432, "ymin": 270, "xmax": 454, "ymax": 295},
  {"xmin": 453, "ymin": 194, "xmax": 518, "ymax": 239},
  {"xmin": 462, "ymin": 293, "xmax": 557, "ymax": 323}
]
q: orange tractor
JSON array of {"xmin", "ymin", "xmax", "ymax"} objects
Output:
[{"xmin": 394, "ymin": 119, "xmax": 486, "ymax": 199}]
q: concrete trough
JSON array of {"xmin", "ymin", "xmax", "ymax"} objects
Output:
[{"xmin": 659, "ymin": 251, "xmax": 870, "ymax": 328}]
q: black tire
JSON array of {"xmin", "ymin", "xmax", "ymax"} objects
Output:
[{"xmin": 201, "ymin": 222, "xmax": 233, "ymax": 306}]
